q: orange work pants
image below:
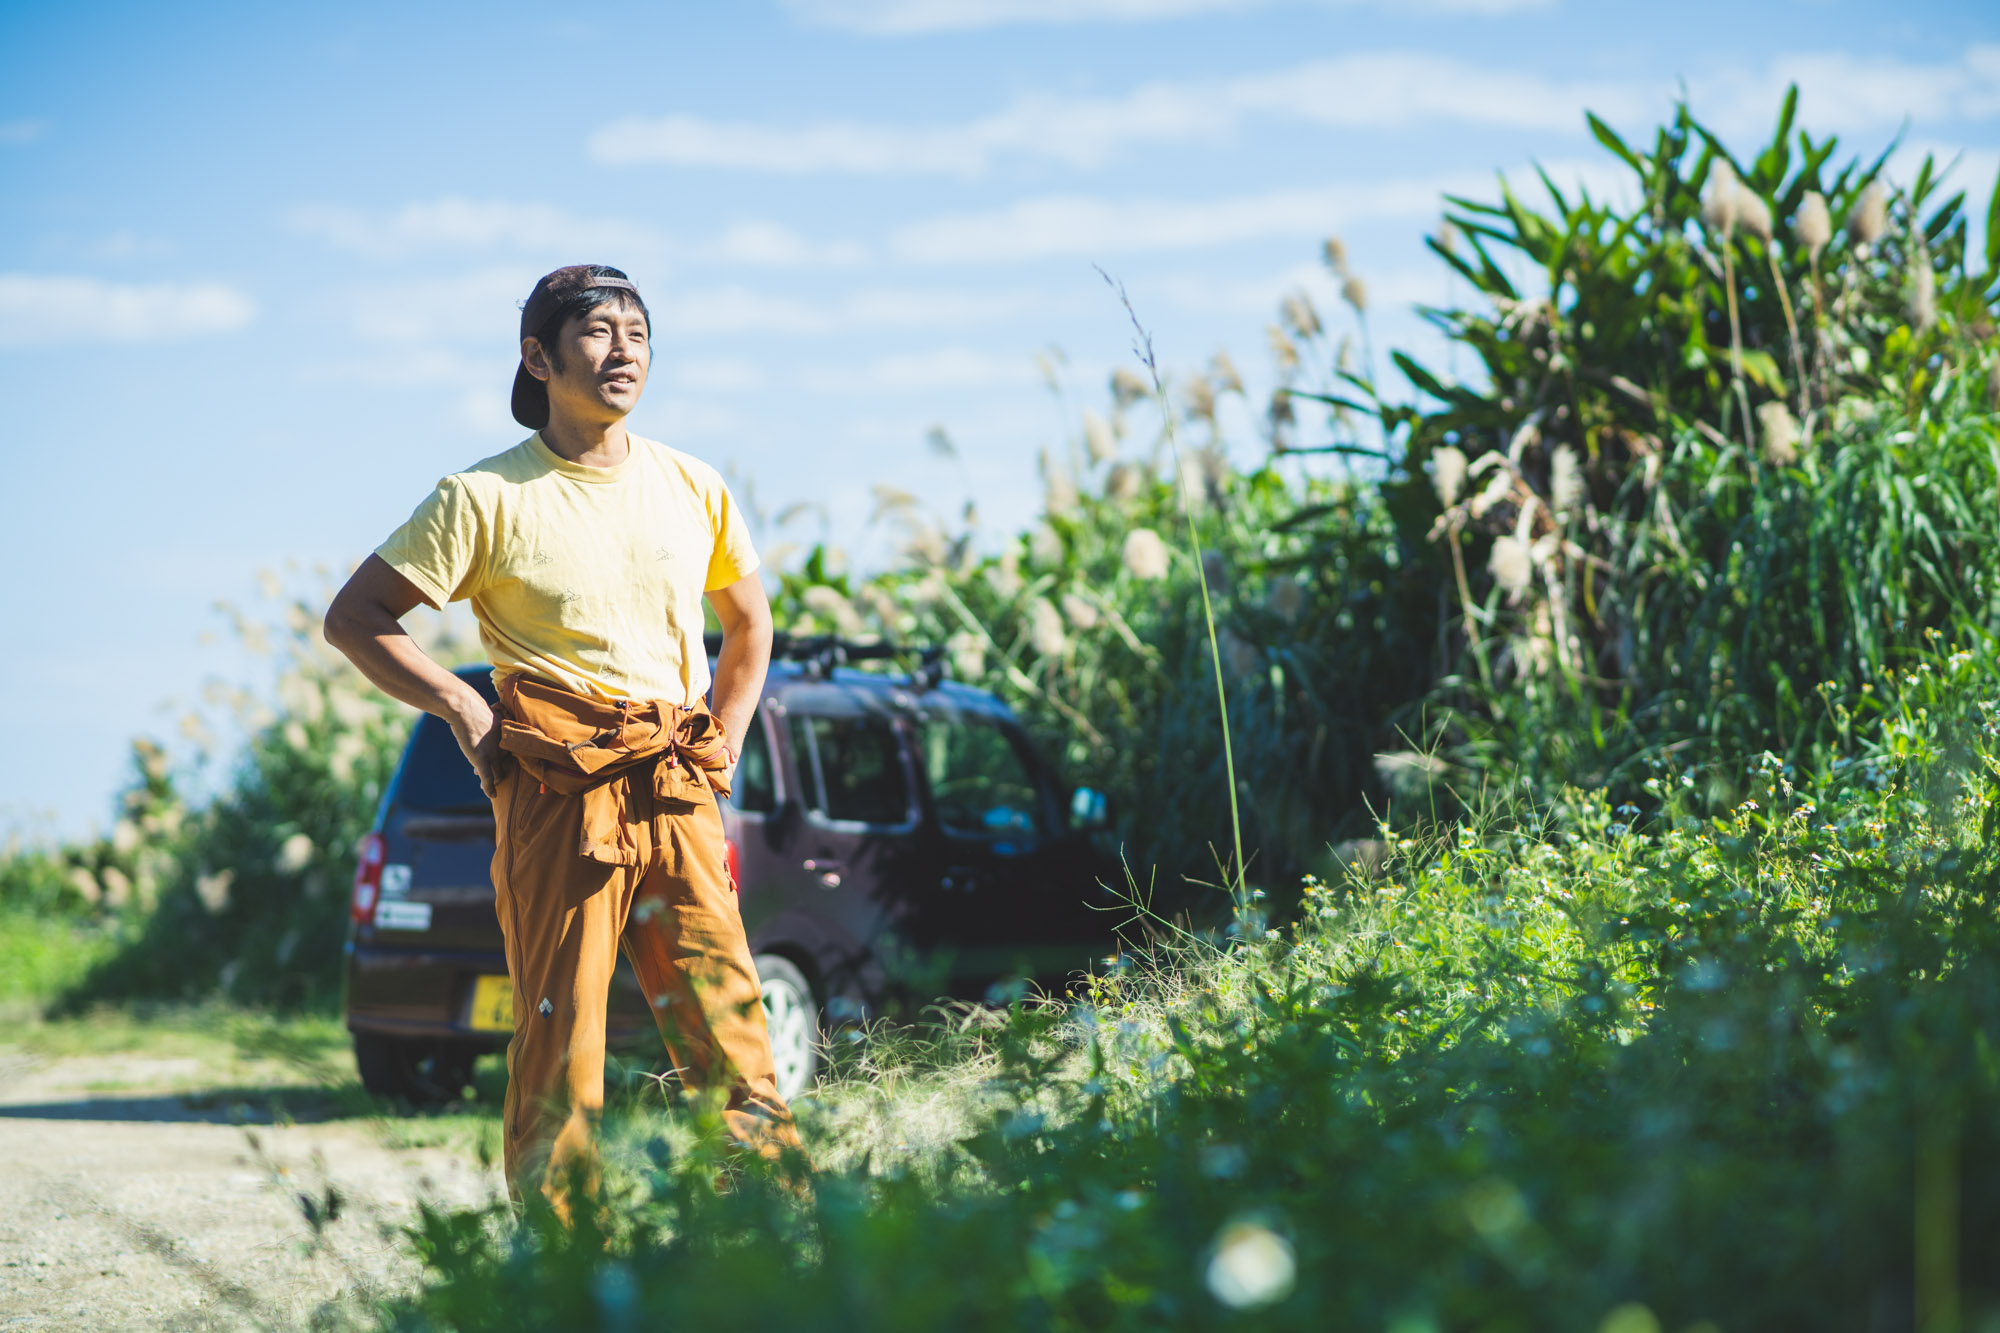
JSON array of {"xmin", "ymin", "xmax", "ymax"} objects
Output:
[{"xmin": 489, "ymin": 749, "xmax": 799, "ymax": 1202}]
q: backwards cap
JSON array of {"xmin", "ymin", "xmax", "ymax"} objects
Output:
[{"xmin": 510, "ymin": 265, "xmax": 643, "ymax": 430}]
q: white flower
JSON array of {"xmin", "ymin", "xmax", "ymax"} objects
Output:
[
  {"xmin": 196, "ymin": 869, "xmax": 234, "ymax": 915},
  {"xmin": 1105, "ymin": 462, "xmax": 1145, "ymax": 502},
  {"xmin": 1489, "ymin": 535, "xmax": 1533, "ymax": 599},
  {"xmin": 1122, "ymin": 529, "xmax": 1171, "ymax": 581},
  {"xmin": 275, "ymin": 832, "xmax": 315, "ymax": 876},
  {"xmin": 1110, "ymin": 367, "xmax": 1149, "ymax": 407},
  {"xmin": 1736, "ymin": 187, "xmax": 1773, "ymax": 243},
  {"xmin": 1265, "ymin": 324, "xmax": 1300, "ymax": 376},
  {"xmin": 1081, "ymin": 409, "xmax": 1117, "ymax": 464},
  {"xmin": 1206, "ymin": 1221, "xmax": 1295, "ymax": 1310},
  {"xmin": 1028, "ymin": 523, "xmax": 1063, "ymax": 568},
  {"xmin": 1908, "ymin": 255, "xmax": 1937, "ymax": 330},
  {"xmin": 986, "ymin": 549, "xmax": 1024, "ymax": 599},
  {"xmin": 1279, "ymin": 291, "xmax": 1322, "ymax": 340},
  {"xmin": 1183, "ymin": 373, "xmax": 1217, "ymax": 423},
  {"xmin": 1340, "ymin": 274, "xmax": 1369, "ymax": 315},
  {"xmin": 1795, "ymin": 191, "xmax": 1832, "ymax": 258},
  {"xmin": 1850, "ymin": 181, "xmax": 1888, "ymax": 247},
  {"xmin": 946, "ymin": 631, "xmax": 985, "ymax": 681},
  {"xmin": 801, "ymin": 585, "xmax": 867, "ymax": 636},
  {"xmin": 1757, "ymin": 400, "xmax": 1801, "ymax": 465},
  {"xmin": 1060, "ymin": 591, "xmax": 1101, "ymax": 631},
  {"xmin": 1041, "ymin": 449, "xmax": 1080, "ymax": 516},
  {"xmin": 1702, "ymin": 159, "xmax": 1741, "ymax": 236},
  {"xmin": 1432, "ymin": 446, "xmax": 1468, "ymax": 507},
  {"xmin": 1266, "ymin": 577, "xmax": 1305, "ymax": 623},
  {"xmin": 1550, "ymin": 445, "xmax": 1585, "ymax": 513},
  {"xmin": 1027, "ymin": 598, "xmax": 1067, "ymax": 657}
]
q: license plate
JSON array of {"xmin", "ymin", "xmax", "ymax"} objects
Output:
[{"xmin": 467, "ymin": 975, "xmax": 514, "ymax": 1032}]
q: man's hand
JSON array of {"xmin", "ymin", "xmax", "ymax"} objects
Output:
[{"xmin": 449, "ymin": 697, "xmax": 504, "ymax": 798}]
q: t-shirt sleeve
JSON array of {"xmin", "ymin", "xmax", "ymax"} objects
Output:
[
  {"xmin": 703, "ymin": 473, "xmax": 760, "ymax": 592},
  {"xmin": 374, "ymin": 476, "xmax": 487, "ymax": 609}
]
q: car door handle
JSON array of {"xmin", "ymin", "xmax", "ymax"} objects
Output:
[{"xmin": 804, "ymin": 858, "xmax": 844, "ymax": 889}]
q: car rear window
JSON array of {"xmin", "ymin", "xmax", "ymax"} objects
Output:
[
  {"xmin": 791, "ymin": 713, "xmax": 910, "ymax": 825},
  {"xmin": 396, "ymin": 713, "xmax": 490, "ymax": 814},
  {"xmin": 920, "ymin": 716, "xmax": 1046, "ymax": 837},
  {"xmin": 730, "ymin": 713, "xmax": 777, "ymax": 814}
]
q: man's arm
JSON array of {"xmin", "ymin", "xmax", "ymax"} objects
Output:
[
  {"xmin": 324, "ymin": 555, "xmax": 502, "ymax": 798},
  {"xmin": 705, "ymin": 573, "xmax": 774, "ymax": 763}
]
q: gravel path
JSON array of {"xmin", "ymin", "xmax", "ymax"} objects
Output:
[{"xmin": 0, "ymin": 1043, "xmax": 499, "ymax": 1331}]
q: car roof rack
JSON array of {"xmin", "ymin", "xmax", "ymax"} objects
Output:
[{"xmin": 703, "ymin": 632, "xmax": 947, "ymax": 689}]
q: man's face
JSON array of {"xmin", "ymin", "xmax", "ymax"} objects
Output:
[{"xmin": 523, "ymin": 298, "xmax": 650, "ymax": 424}]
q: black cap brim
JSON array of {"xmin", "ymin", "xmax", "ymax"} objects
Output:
[{"xmin": 511, "ymin": 362, "xmax": 549, "ymax": 430}]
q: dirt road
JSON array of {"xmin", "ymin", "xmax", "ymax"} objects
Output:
[{"xmin": 0, "ymin": 1034, "xmax": 499, "ymax": 1331}]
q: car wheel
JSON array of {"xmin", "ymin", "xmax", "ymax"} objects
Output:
[
  {"xmin": 353, "ymin": 1032, "xmax": 476, "ymax": 1107},
  {"xmin": 752, "ymin": 954, "xmax": 819, "ymax": 1104}
]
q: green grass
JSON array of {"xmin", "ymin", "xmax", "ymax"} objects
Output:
[{"xmin": 0, "ymin": 912, "xmax": 122, "ymax": 1021}]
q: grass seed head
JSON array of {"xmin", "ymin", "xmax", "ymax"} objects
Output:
[
  {"xmin": 1060, "ymin": 591, "xmax": 1101, "ymax": 631},
  {"xmin": 1907, "ymin": 254, "xmax": 1937, "ymax": 330},
  {"xmin": 1029, "ymin": 522, "xmax": 1063, "ymax": 568},
  {"xmin": 1280, "ymin": 291, "xmax": 1322, "ymax": 340},
  {"xmin": 1550, "ymin": 445, "xmax": 1584, "ymax": 513},
  {"xmin": 1737, "ymin": 188, "xmax": 1772, "ymax": 243},
  {"xmin": 1341, "ymin": 274, "xmax": 1370, "ymax": 315},
  {"xmin": 1210, "ymin": 351, "xmax": 1244, "ymax": 397},
  {"xmin": 1850, "ymin": 181, "xmax": 1888, "ymax": 247},
  {"xmin": 1757, "ymin": 400, "xmax": 1801, "ymax": 465},
  {"xmin": 1183, "ymin": 373, "xmax": 1217, "ymax": 423},
  {"xmin": 1265, "ymin": 324, "xmax": 1300, "ymax": 376},
  {"xmin": 1082, "ymin": 408, "xmax": 1118, "ymax": 464},
  {"xmin": 1432, "ymin": 446, "xmax": 1469, "ymax": 507},
  {"xmin": 945, "ymin": 630, "xmax": 985, "ymax": 681},
  {"xmin": 1795, "ymin": 191, "xmax": 1832, "ymax": 258},
  {"xmin": 1702, "ymin": 158, "xmax": 1741, "ymax": 237},
  {"xmin": 1489, "ymin": 535, "xmax": 1534, "ymax": 599},
  {"xmin": 1322, "ymin": 234, "xmax": 1349, "ymax": 274},
  {"xmin": 1122, "ymin": 528, "xmax": 1170, "ymax": 580},
  {"xmin": 1106, "ymin": 462, "xmax": 1145, "ymax": 501},
  {"xmin": 1110, "ymin": 367, "xmax": 1149, "ymax": 408},
  {"xmin": 1027, "ymin": 597, "xmax": 1066, "ymax": 657}
]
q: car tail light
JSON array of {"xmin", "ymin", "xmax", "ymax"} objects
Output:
[
  {"xmin": 724, "ymin": 836, "xmax": 741, "ymax": 894},
  {"xmin": 352, "ymin": 831, "xmax": 385, "ymax": 925}
]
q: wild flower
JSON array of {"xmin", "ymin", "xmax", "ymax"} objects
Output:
[
  {"xmin": 1183, "ymin": 373, "xmax": 1217, "ymax": 424},
  {"xmin": 1850, "ymin": 181, "xmax": 1888, "ymax": 248},
  {"xmin": 274, "ymin": 832, "xmax": 315, "ymax": 876},
  {"xmin": 1266, "ymin": 577, "xmax": 1305, "ymax": 623},
  {"xmin": 1742, "ymin": 195, "xmax": 1778, "ymax": 249},
  {"xmin": 1265, "ymin": 325, "xmax": 1300, "ymax": 376},
  {"xmin": 1489, "ymin": 535, "xmax": 1534, "ymax": 599},
  {"xmin": 1061, "ymin": 591, "xmax": 1101, "ymax": 631},
  {"xmin": 1028, "ymin": 523, "xmax": 1063, "ymax": 568},
  {"xmin": 802, "ymin": 584, "xmax": 867, "ymax": 636},
  {"xmin": 1431, "ymin": 446, "xmax": 1468, "ymax": 507},
  {"xmin": 945, "ymin": 630, "xmax": 984, "ymax": 681},
  {"xmin": 1702, "ymin": 159, "xmax": 1741, "ymax": 236},
  {"xmin": 1321, "ymin": 235, "xmax": 1349, "ymax": 274},
  {"xmin": 1210, "ymin": 352, "xmax": 1244, "ymax": 397},
  {"xmin": 1106, "ymin": 462, "xmax": 1145, "ymax": 502},
  {"xmin": 1550, "ymin": 445, "xmax": 1584, "ymax": 513},
  {"xmin": 1219, "ymin": 628, "xmax": 1261, "ymax": 683},
  {"xmin": 1122, "ymin": 528, "xmax": 1171, "ymax": 581},
  {"xmin": 1027, "ymin": 598, "xmax": 1066, "ymax": 657},
  {"xmin": 1908, "ymin": 253, "xmax": 1937, "ymax": 330},
  {"xmin": 1468, "ymin": 465, "xmax": 1513, "ymax": 520},
  {"xmin": 1110, "ymin": 367, "xmax": 1150, "ymax": 408},
  {"xmin": 1082, "ymin": 409, "xmax": 1118, "ymax": 465},
  {"xmin": 1041, "ymin": 449, "xmax": 1080, "ymax": 516},
  {"xmin": 1757, "ymin": 400, "xmax": 1801, "ymax": 465},
  {"xmin": 1280, "ymin": 291, "xmax": 1322, "ymax": 340},
  {"xmin": 1340, "ymin": 275, "xmax": 1369, "ymax": 316},
  {"xmin": 987, "ymin": 549, "xmax": 1024, "ymax": 599},
  {"xmin": 1795, "ymin": 191, "xmax": 1832, "ymax": 258}
]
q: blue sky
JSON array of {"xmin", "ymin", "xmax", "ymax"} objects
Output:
[{"xmin": 3, "ymin": 0, "xmax": 1997, "ymax": 836}]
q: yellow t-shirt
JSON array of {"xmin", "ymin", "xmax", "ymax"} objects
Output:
[{"xmin": 375, "ymin": 432, "xmax": 758, "ymax": 704}]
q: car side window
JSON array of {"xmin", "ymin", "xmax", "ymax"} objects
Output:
[
  {"xmin": 731, "ymin": 712, "xmax": 776, "ymax": 814},
  {"xmin": 791, "ymin": 713, "xmax": 910, "ymax": 825},
  {"xmin": 922, "ymin": 717, "xmax": 1046, "ymax": 837}
]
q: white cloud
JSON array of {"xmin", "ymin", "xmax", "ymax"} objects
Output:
[
  {"xmin": 1688, "ymin": 46, "xmax": 2000, "ymax": 140},
  {"xmin": 0, "ymin": 119, "xmax": 49, "ymax": 145},
  {"xmin": 709, "ymin": 220, "xmax": 869, "ymax": 267},
  {"xmin": 0, "ymin": 273, "xmax": 255, "ymax": 345},
  {"xmin": 802, "ymin": 347, "xmax": 1039, "ymax": 393},
  {"xmin": 591, "ymin": 55, "xmax": 1635, "ymax": 177},
  {"xmin": 655, "ymin": 284, "xmax": 1061, "ymax": 336},
  {"xmin": 289, "ymin": 197, "xmax": 667, "ymax": 262},
  {"xmin": 669, "ymin": 356, "xmax": 768, "ymax": 393},
  {"xmin": 785, "ymin": 0, "xmax": 1545, "ymax": 34}
]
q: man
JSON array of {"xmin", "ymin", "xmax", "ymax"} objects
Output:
[{"xmin": 325, "ymin": 264, "xmax": 800, "ymax": 1205}]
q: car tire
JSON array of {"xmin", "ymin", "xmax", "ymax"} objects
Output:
[
  {"xmin": 353, "ymin": 1032, "xmax": 477, "ymax": 1107},
  {"xmin": 753, "ymin": 953, "xmax": 819, "ymax": 1104}
]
